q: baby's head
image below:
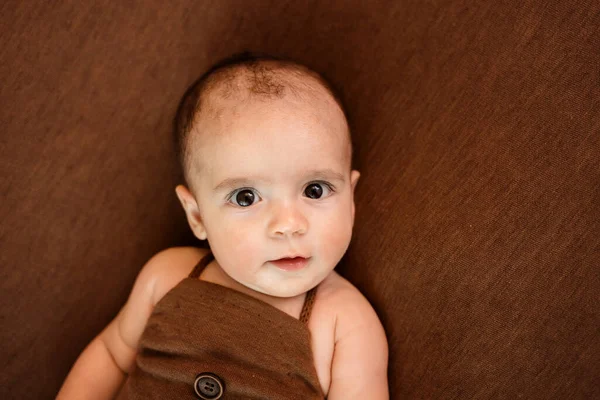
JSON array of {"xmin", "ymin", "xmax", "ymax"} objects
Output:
[{"xmin": 174, "ymin": 52, "xmax": 360, "ymax": 298}]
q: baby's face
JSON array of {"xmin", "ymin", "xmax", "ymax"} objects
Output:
[{"xmin": 182, "ymin": 88, "xmax": 359, "ymax": 298}]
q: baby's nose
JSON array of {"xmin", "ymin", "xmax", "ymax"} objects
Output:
[{"xmin": 268, "ymin": 203, "xmax": 308, "ymax": 237}]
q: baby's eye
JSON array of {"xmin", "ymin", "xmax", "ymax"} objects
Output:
[
  {"xmin": 304, "ymin": 182, "xmax": 334, "ymax": 199},
  {"xmin": 229, "ymin": 189, "xmax": 260, "ymax": 207}
]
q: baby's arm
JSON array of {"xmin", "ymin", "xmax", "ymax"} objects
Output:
[
  {"xmin": 327, "ymin": 286, "xmax": 389, "ymax": 399},
  {"xmin": 57, "ymin": 247, "xmax": 206, "ymax": 399}
]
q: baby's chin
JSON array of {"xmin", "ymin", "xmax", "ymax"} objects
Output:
[
  {"xmin": 246, "ymin": 281, "xmax": 314, "ymax": 299},
  {"xmin": 241, "ymin": 272, "xmax": 326, "ymax": 299}
]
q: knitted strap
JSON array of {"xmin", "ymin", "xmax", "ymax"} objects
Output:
[
  {"xmin": 299, "ymin": 286, "xmax": 318, "ymax": 325},
  {"xmin": 188, "ymin": 252, "xmax": 215, "ymax": 279}
]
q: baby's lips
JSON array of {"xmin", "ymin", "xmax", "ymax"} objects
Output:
[
  {"xmin": 269, "ymin": 257, "xmax": 310, "ymax": 271},
  {"xmin": 271, "ymin": 253, "xmax": 311, "ymax": 261}
]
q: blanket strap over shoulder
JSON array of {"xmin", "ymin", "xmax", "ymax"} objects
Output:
[{"xmin": 188, "ymin": 252, "xmax": 215, "ymax": 279}]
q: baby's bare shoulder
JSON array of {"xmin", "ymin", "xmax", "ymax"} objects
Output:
[
  {"xmin": 311, "ymin": 270, "xmax": 383, "ymax": 344},
  {"xmin": 308, "ymin": 271, "xmax": 387, "ymax": 395},
  {"xmin": 98, "ymin": 247, "xmax": 209, "ymax": 370},
  {"xmin": 319, "ymin": 271, "xmax": 389, "ymax": 397},
  {"xmin": 139, "ymin": 246, "xmax": 209, "ymax": 305},
  {"xmin": 317, "ymin": 271, "xmax": 385, "ymax": 340},
  {"xmin": 315, "ymin": 270, "xmax": 363, "ymax": 306}
]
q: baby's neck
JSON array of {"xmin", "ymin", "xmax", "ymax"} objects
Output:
[{"xmin": 201, "ymin": 260, "xmax": 307, "ymax": 312}]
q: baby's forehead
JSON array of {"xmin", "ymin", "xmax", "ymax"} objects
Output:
[
  {"xmin": 194, "ymin": 94, "xmax": 349, "ymax": 151},
  {"xmin": 188, "ymin": 99, "xmax": 351, "ymax": 176},
  {"xmin": 183, "ymin": 62, "xmax": 352, "ymax": 180},
  {"xmin": 194, "ymin": 66, "xmax": 349, "ymax": 141}
]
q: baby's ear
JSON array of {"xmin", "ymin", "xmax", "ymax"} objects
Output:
[
  {"xmin": 350, "ymin": 170, "xmax": 360, "ymax": 222},
  {"xmin": 175, "ymin": 185, "xmax": 208, "ymax": 240},
  {"xmin": 350, "ymin": 170, "xmax": 361, "ymax": 193}
]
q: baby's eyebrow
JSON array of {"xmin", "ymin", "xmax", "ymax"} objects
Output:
[
  {"xmin": 213, "ymin": 169, "xmax": 345, "ymax": 192},
  {"xmin": 306, "ymin": 168, "xmax": 345, "ymax": 183},
  {"xmin": 213, "ymin": 177, "xmax": 271, "ymax": 192}
]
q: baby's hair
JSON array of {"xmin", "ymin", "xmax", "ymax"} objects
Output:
[{"xmin": 173, "ymin": 51, "xmax": 350, "ymax": 187}]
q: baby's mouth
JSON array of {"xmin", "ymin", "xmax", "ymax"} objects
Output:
[{"xmin": 269, "ymin": 257, "xmax": 310, "ymax": 271}]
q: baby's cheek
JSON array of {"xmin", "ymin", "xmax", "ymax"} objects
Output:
[
  {"xmin": 218, "ymin": 223, "xmax": 262, "ymax": 263},
  {"xmin": 317, "ymin": 211, "xmax": 354, "ymax": 261}
]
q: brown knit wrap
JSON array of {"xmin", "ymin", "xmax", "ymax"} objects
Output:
[{"xmin": 126, "ymin": 277, "xmax": 324, "ymax": 399}]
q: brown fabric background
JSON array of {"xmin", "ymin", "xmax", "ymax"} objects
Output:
[{"xmin": 1, "ymin": 1, "xmax": 598, "ymax": 399}]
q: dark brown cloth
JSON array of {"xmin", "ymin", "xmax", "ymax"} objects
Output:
[
  {"xmin": 126, "ymin": 252, "xmax": 324, "ymax": 399},
  {"xmin": 1, "ymin": 1, "xmax": 599, "ymax": 399}
]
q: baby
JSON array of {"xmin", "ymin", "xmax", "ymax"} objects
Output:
[{"xmin": 58, "ymin": 53, "xmax": 388, "ymax": 399}]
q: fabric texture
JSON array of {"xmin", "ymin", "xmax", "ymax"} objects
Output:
[
  {"xmin": 126, "ymin": 253, "xmax": 323, "ymax": 399},
  {"xmin": 1, "ymin": 1, "xmax": 599, "ymax": 399}
]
